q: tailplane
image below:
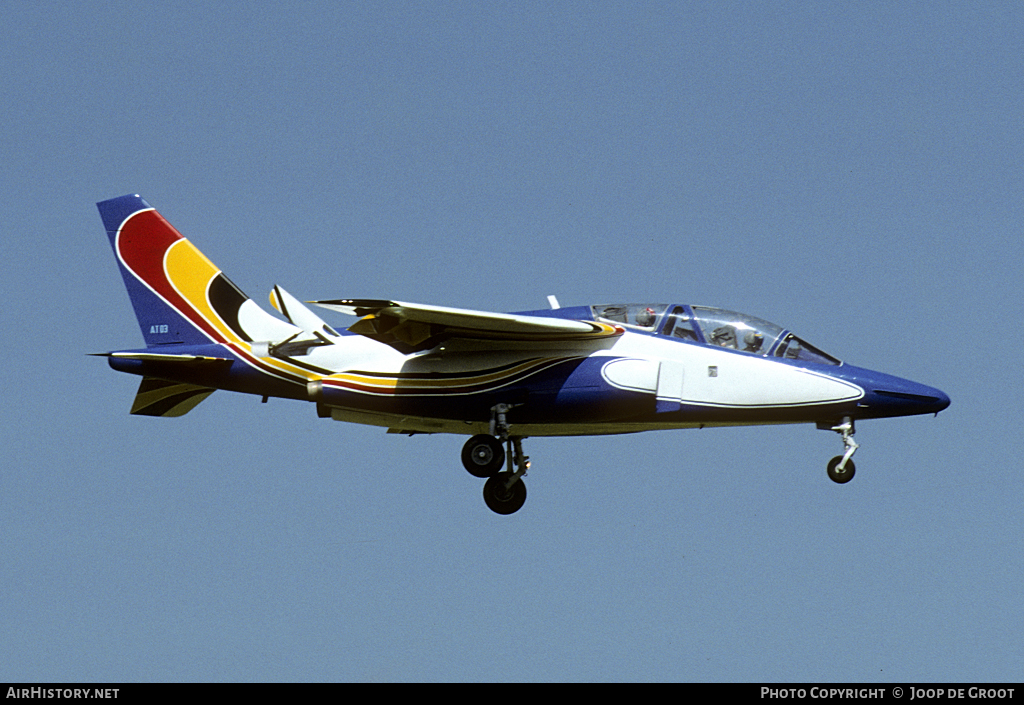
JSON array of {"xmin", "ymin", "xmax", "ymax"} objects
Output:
[{"xmin": 129, "ymin": 377, "xmax": 215, "ymax": 417}]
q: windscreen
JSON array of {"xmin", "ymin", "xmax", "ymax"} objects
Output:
[{"xmin": 773, "ymin": 333, "xmax": 841, "ymax": 365}]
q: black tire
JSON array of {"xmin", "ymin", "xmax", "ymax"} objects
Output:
[
  {"xmin": 827, "ymin": 456, "xmax": 856, "ymax": 484},
  {"xmin": 482, "ymin": 472, "xmax": 527, "ymax": 515},
  {"xmin": 461, "ymin": 434, "xmax": 505, "ymax": 478}
]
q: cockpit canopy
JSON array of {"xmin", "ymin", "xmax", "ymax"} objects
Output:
[{"xmin": 591, "ymin": 303, "xmax": 840, "ymax": 365}]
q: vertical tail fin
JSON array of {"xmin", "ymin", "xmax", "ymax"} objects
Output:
[{"xmin": 98, "ymin": 194, "xmax": 300, "ymax": 348}]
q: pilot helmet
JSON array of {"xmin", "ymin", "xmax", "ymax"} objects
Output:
[
  {"xmin": 636, "ymin": 307, "xmax": 657, "ymax": 327},
  {"xmin": 744, "ymin": 330, "xmax": 764, "ymax": 351}
]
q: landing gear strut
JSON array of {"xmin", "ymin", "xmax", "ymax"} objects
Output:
[
  {"xmin": 461, "ymin": 404, "xmax": 530, "ymax": 514},
  {"xmin": 826, "ymin": 417, "xmax": 858, "ymax": 484}
]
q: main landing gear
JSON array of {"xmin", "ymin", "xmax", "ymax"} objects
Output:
[
  {"xmin": 826, "ymin": 417, "xmax": 859, "ymax": 484},
  {"xmin": 461, "ymin": 404, "xmax": 530, "ymax": 515}
]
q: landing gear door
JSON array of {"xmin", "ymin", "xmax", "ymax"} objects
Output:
[{"xmin": 656, "ymin": 360, "xmax": 685, "ymax": 413}]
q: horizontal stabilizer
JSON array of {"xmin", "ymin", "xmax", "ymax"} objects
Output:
[
  {"xmin": 103, "ymin": 351, "xmax": 233, "ymax": 363},
  {"xmin": 130, "ymin": 377, "xmax": 215, "ymax": 417}
]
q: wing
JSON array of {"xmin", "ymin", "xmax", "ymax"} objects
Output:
[{"xmin": 311, "ymin": 299, "xmax": 623, "ymax": 353}]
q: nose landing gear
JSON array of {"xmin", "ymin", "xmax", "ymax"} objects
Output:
[{"xmin": 826, "ymin": 417, "xmax": 858, "ymax": 484}]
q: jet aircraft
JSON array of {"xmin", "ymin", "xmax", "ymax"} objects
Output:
[{"xmin": 96, "ymin": 194, "xmax": 950, "ymax": 514}]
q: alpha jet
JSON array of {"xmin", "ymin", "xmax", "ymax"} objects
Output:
[{"xmin": 97, "ymin": 194, "xmax": 950, "ymax": 514}]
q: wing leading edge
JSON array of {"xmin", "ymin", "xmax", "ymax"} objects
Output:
[{"xmin": 311, "ymin": 299, "xmax": 622, "ymax": 353}]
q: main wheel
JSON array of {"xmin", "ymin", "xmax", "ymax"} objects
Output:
[
  {"xmin": 827, "ymin": 456, "xmax": 856, "ymax": 484},
  {"xmin": 461, "ymin": 434, "xmax": 505, "ymax": 478},
  {"xmin": 482, "ymin": 472, "xmax": 527, "ymax": 515}
]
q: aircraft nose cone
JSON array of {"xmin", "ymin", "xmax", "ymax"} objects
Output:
[
  {"xmin": 837, "ymin": 365, "xmax": 950, "ymax": 418},
  {"xmin": 871, "ymin": 381, "xmax": 950, "ymax": 415}
]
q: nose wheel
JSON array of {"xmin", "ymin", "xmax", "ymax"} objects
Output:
[
  {"xmin": 827, "ymin": 455, "xmax": 856, "ymax": 483},
  {"xmin": 826, "ymin": 418, "xmax": 859, "ymax": 484}
]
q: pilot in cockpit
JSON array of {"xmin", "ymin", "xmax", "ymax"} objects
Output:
[
  {"xmin": 635, "ymin": 307, "xmax": 657, "ymax": 328},
  {"xmin": 709, "ymin": 326, "xmax": 737, "ymax": 348},
  {"xmin": 743, "ymin": 330, "xmax": 764, "ymax": 353}
]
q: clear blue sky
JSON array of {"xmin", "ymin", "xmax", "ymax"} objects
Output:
[{"xmin": 2, "ymin": 1, "xmax": 1021, "ymax": 682}]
